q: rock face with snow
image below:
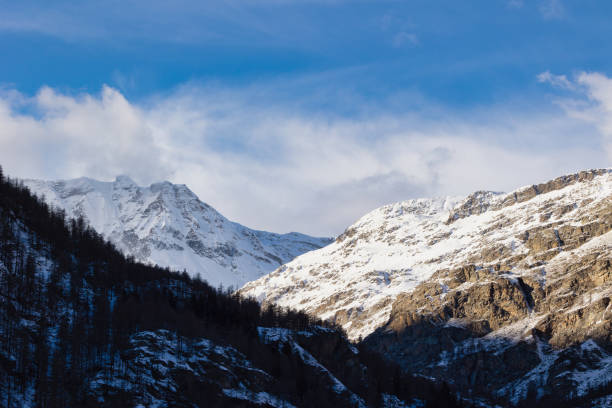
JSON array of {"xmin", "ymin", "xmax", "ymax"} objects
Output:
[
  {"xmin": 24, "ymin": 176, "xmax": 331, "ymax": 288},
  {"xmin": 89, "ymin": 328, "xmax": 367, "ymax": 408},
  {"xmin": 240, "ymin": 169, "xmax": 612, "ymax": 404}
]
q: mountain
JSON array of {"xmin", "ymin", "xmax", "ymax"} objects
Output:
[
  {"xmin": 23, "ymin": 176, "xmax": 332, "ymax": 288},
  {"xmin": 240, "ymin": 169, "xmax": 612, "ymax": 405},
  {"xmin": 0, "ymin": 168, "xmax": 461, "ymax": 407}
]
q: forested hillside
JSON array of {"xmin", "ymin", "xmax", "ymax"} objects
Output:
[{"xmin": 0, "ymin": 166, "xmax": 462, "ymax": 407}]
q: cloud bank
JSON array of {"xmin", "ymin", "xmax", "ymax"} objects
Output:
[{"xmin": 0, "ymin": 73, "xmax": 610, "ymax": 236}]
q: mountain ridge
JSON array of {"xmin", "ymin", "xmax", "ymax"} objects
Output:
[
  {"xmin": 240, "ymin": 168, "xmax": 611, "ymax": 339},
  {"xmin": 23, "ymin": 175, "xmax": 332, "ymax": 288},
  {"xmin": 240, "ymin": 168, "xmax": 612, "ymax": 404}
]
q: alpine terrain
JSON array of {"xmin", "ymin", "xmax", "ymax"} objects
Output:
[
  {"xmin": 23, "ymin": 176, "xmax": 331, "ymax": 288},
  {"xmin": 0, "ymin": 167, "xmax": 462, "ymax": 407},
  {"xmin": 240, "ymin": 169, "xmax": 612, "ymax": 406}
]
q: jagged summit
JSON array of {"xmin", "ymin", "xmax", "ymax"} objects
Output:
[{"xmin": 24, "ymin": 176, "xmax": 332, "ymax": 288}]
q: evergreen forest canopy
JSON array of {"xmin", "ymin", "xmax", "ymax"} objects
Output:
[{"xmin": 0, "ymin": 165, "xmax": 464, "ymax": 407}]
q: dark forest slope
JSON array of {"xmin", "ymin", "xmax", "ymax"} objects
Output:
[{"xmin": 0, "ymin": 166, "xmax": 461, "ymax": 408}]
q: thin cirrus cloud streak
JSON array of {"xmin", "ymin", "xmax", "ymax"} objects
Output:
[
  {"xmin": 0, "ymin": 1, "xmax": 348, "ymax": 46},
  {"xmin": 0, "ymin": 72, "xmax": 609, "ymax": 236},
  {"xmin": 0, "ymin": 0, "xmax": 567, "ymax": 52}
]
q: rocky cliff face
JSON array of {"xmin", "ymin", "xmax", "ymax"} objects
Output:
[
  {"xmin": 23, "ymin": 176, "xmax": 331, "ymax": 288},
  {"xmin": 240, "ymin": 169, "xmax": 612, "ymax": 404},
  {"xmin": 368, "ymin": 227, "xmax": 611, "ymax": 404}
]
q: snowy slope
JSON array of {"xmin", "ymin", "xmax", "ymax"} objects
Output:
[
  {"xmin": 24, "ymin": 176, "xmax": 331, "ymax": 288},
  {"xmin": 240, "ymin": 169, "xmax": 612, "ymax": 341}
]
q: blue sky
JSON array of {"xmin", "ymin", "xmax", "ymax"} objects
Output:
[
  {"xmin": 2, "ymin": 0, "xmax": 611, "ymax": 104},
  {"xmin": 0, "ymin": 0, "xmax": 611, "ymax": 235}
]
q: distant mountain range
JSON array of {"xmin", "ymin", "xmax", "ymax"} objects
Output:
[{"xmin": 24, "ymin": 176, "xmax": 332, "ymax": 288}]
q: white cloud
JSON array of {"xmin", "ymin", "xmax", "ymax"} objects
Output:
[
  {"xmin": 537, "ymin": 70, "xmax": 574, "ymax": 90},
  {"xmin": 0, "ymin": 86, "xmax": 171, "ymax": 184},
  {"xmin": 574, "ymin": 73, "xmax": 612, "ymax": 159},
  {"xmin": 0, "ymin": 78, "xmax": 608, "ymax": 236},
  {"xmin": 539, "ymin": 71, "xmax": 612, "ymax": 163},
  {"xmin": 539, "ymin": 0, "xmax": 565, "ymax": 20}
]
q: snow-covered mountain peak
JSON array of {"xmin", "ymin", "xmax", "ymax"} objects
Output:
[
  {"xmin": 240, "ymin": 168, "xmax": 612, "ymax": 340},
  {"xmin": 24, "ymin": 176, "xmax": 332, "ymax": 288}
]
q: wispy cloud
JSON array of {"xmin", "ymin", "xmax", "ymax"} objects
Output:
[
  {"xmin": 537, "ymin": 70, "xmax": 575, "ymax": 90},
  {"xmin": 0, "ymin": 1, "xmax": 287, "ymax": 44},
  {"xmin": 0, "ymin": 0, "xmax": 378, "ymax": 47},
  {"xmin": 539, "ymin": 70, "xmax": 612, "ymax": 162},
  {"xmin": 0, "ymin": 75, "xmax": 608, "ymax": 236},
  {"xmin": 572, "ymin": 73, "xmax": 612, "ymax": 160},
  {"xmin": 539, "ymin": 0, "xmax": 565, "ymax": 20}
]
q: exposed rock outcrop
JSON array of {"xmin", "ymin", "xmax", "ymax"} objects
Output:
[{"xmin": 241, "ymin": 169, "xmax": 612, "ymax": 404}]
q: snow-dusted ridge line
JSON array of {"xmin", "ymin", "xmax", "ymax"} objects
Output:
[
  {"xmin": 240, "ymin": 169, "xmax": 612, "ymax": 341},
  {"xmin": 23, "ymin": 176, "xmax": 332, "ymax": 288}
]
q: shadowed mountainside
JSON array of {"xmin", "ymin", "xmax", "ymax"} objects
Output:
[{"xmin": 0, "ymin": 167, "xmax": 461, "ymax": 408}]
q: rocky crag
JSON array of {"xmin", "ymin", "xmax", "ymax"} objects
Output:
[{"xmin": 240, "ymin": 169, "xmax": 612, "ymax": 405}]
